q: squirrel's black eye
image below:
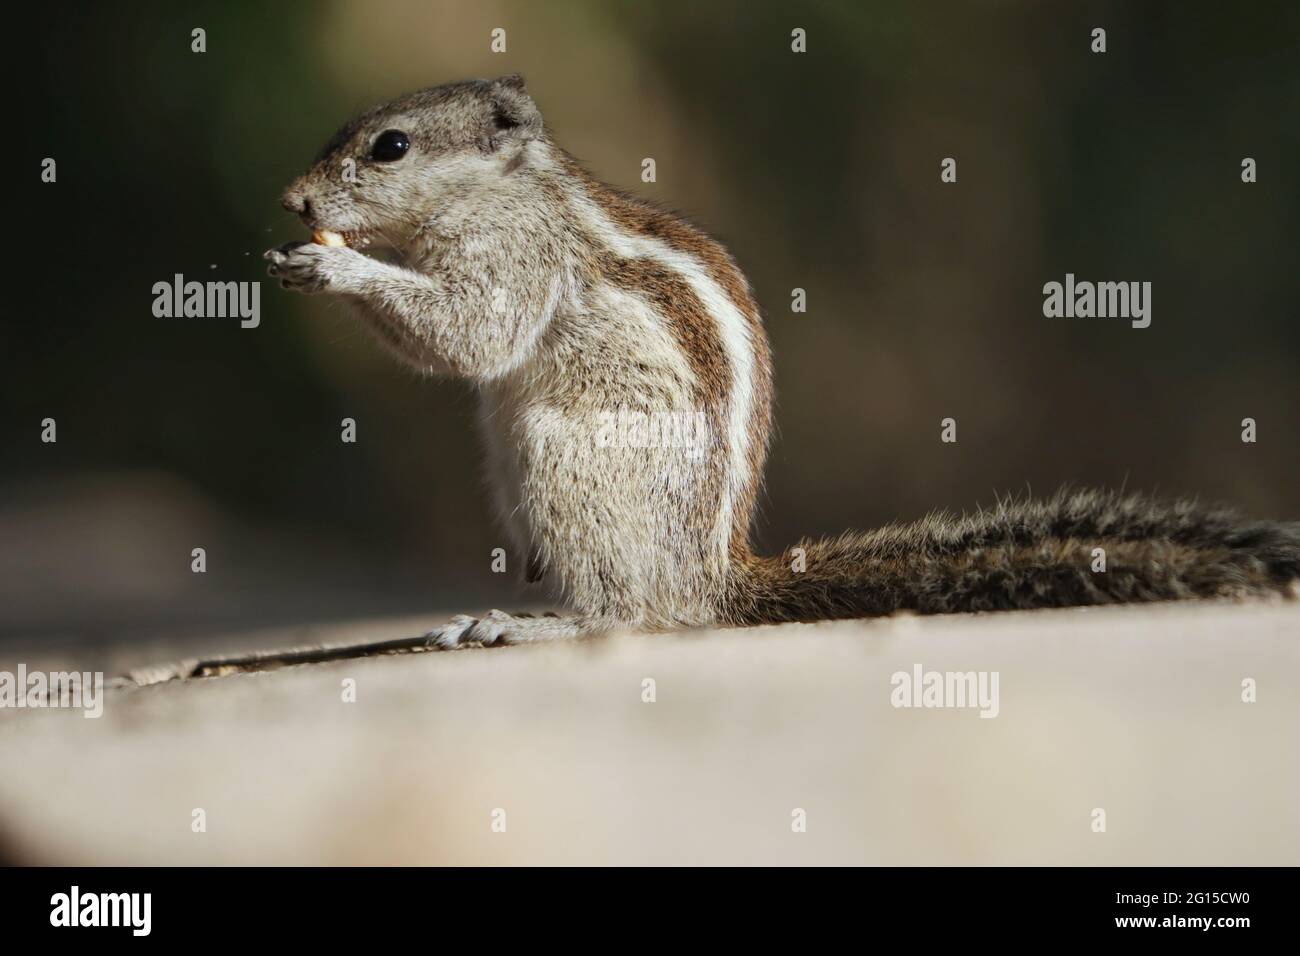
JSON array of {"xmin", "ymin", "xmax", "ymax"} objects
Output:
[{"xmin": 371, "ymin": 130, "xmax": 410, "ymax": 162}]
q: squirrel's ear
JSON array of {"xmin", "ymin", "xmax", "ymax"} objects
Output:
[{"xmin": 486, "ymin": 76, "xmax": 541, "ymax": 149}]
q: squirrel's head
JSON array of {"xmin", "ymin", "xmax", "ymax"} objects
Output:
[{"xmin": 280, "ymin": 74, "xmax": 543, "ymax": 248}]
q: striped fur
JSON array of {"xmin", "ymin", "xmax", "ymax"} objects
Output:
[{"xmin": 268, "ymin": 77, "xmax": 1298, "ymax": 647}]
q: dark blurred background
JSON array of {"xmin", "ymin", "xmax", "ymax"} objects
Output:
[{"xmin": 4, "ymin": 0, "xmax": 1298, "ymax": 656}]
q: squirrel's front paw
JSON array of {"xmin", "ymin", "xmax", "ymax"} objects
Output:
[{"xmin": 264, "ymin": 241, "xmax": 358, "ymax": 294}]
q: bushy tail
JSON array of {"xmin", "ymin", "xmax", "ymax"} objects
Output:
[{"xmin": 726, "ymin": 489, "xmax": 1300, "ymax": 625}]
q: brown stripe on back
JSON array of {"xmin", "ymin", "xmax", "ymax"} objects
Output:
[
  {"xmin": 560, "ymin": 150, "xmax": 774, "ymax": 560},
  {"xmin": 600, "ymin": 254, "xmax": 730, "ymax": 415},
  {"xmin": 600, "ymin": 254, "xmax": 729, "ymax": 550}
]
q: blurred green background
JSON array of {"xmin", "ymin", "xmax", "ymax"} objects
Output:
[{"xmin": 4, "ymin": 0, "xmax": 1298, "ymax": 653}]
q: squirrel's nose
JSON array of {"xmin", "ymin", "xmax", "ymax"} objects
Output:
[{"xmin": 281, "ymin": 189, "xmax": 312, "ymax": 218}]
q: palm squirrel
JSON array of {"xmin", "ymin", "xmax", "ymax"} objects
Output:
[{"xmin": 265, "ymin": 75, "xmax": 1299, "ymax": 649}]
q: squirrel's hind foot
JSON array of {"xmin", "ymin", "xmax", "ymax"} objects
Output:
[{"xmin": 424, "ymin": 610, "xmax": 595, "ymax": 650}]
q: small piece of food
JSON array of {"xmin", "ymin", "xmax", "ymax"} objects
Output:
[{"xmin": 313, "ymin": 229, "xmax": 347, "ymax": 247}]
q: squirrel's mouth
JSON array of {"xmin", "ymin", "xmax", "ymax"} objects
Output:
[{"xmin": 311, "ymin": 228, "xmax": 372, "ymax": 249}]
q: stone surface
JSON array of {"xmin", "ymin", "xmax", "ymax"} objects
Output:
[{"xmin": 1, "ymin": 601, "xmax": 1296, "ymax": 865}]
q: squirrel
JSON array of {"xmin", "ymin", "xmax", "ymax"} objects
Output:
[{"xmin": 265, "ymin": 75, "xmax": 1299, "ymax": 650}]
